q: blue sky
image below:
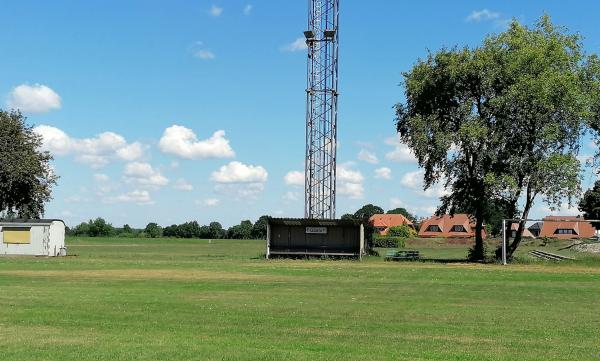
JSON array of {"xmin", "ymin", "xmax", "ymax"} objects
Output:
[{"xmin": 2, "ymin": 1, "xmax": 600, "ymax": 228}]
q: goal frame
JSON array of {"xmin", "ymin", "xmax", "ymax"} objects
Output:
[{"xmin": 501, "ymin": 218, "xmax": 600, "ymax": 265}]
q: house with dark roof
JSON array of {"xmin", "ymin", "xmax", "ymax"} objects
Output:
[
  {"xmin": 418, "ymin": 214, "xmax": 486, "ymax": 239},
  {"xmin": 539, "ymin": 216, "xmax": 596, "ymax": 239},
  {"xmin": 369, "ymin": 214, "xmax": 414, "ymax": 236}
]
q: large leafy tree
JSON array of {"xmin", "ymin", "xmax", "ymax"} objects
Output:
[
  {"xmin": 579, "ymin": 180, "xmax": 600, "ymax": 228},
  {"xmin": 0, "ymin": 110, "xmax": 58, "ymax": 218},
  {"xmin": 395, "ymin": 16, "xmax": 598, "ymax": 261},
  {"xmin": 386, "ymin": 207, "xmax": 417, "ymax": 223}
]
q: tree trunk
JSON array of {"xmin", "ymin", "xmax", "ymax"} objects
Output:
[
  {"xmin": 473, "ymin": 208, "xmax": 485, "ymax": 261},
  {"xmin": 508, "ymin": 186, "xmax": 534, "ymax": 258}
]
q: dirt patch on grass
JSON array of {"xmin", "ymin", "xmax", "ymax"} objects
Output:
[{"xmin": 0, "ymin": 269, "xmax": 292, "ymax": 282}]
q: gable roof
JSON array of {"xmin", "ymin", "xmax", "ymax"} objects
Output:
[
  {"xmin": 369, "ymin": 214, "xmax": 413, "ymax": 228},
  {"xmin": 418, "ymin": 214, "xmax": 486, "ymax": 238},
  {"xmin": 368, "ymin": 214, "xmax": 414, "ymax": 235},
  {"xmin": 510, "ymin": 223, "xmax": 536, "ymax": 238},
  {"xmin": 539, "ymin": 216, "xmax": 596, "ymax": 239}
]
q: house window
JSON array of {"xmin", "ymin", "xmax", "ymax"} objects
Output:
[
  {"xmin": 2, "ymin": 227, "xmax": 32, "ymax": 244},
  {"xmin": 375, "ymin": 227, "xmax": 387, "ymax": 233},
  {"xmin": 450, "ymin": 225, "xmax": 467, "ymax": 232},
  {"xmin": 554, "ymin": 229, "xmax": 576, "ymax": 235},
  {"xmin": 426, "ymin": 225, "xmax": 441, "ymax": 232}
]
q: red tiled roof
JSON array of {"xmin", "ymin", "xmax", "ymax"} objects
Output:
[
  {"xmin": 369, "ymin": 214, "xmax": 414, "ymax": 235},
  {"xmin": 539, "ymin": 216, "xmax": 596, "ymax": 239},
  {"xmin": 418, "ymin": 214, "xmax": 486, "ymax": 239}
]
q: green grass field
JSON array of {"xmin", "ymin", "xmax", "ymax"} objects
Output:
[{"xmin": 1, "ymin": 237, "xmax": 599, "ymax": 361}]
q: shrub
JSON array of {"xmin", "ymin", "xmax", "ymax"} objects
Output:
[
  {"xmin": 387, "ymin": 225, "xmax": 417, "ymax": 238},
  {"xmin": 372, "ymin": 236, "xmax": 406, "ymax": 248}
]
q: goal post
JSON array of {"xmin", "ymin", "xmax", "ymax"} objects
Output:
[{"xmin": 501, "ymin": 218, "xmax": 600, "ymax": 265}]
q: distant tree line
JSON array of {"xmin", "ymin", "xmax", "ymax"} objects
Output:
[{"xmin": 67, "ymin": 216, "xmax": 270, "ymax": 240}]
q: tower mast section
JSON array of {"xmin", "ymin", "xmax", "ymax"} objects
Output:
[{"xmin": 304, "ymin": 0, "xmax": 339, "ymax": 219}]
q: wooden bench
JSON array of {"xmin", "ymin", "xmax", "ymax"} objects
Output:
[{"xmin": 385, "ymin": 250, "xmax": 420, "ymax": 261}]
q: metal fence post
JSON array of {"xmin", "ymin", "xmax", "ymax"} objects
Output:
[{"xmin": 502, "ymin": 219, "xmax": 507, "ymax": 265}]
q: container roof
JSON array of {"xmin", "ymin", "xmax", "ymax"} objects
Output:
[
  {"xmin": 268, "ymin": 218, "xmax": 362, "ymax": 227},
  {"xmin": 0, "ymin": 219, "xmax": 65, "ymax": 226}
]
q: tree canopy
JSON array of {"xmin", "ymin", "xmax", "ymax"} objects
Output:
[
  {"xmin": 386, "ymin": 208, "xmax": 417, "ymax": 222},
  {"xmin": 0, "ymin": 110, "xmax": 58, "ymax": 218},
  {"xmin": 395, "ymin": 15, "xmax": 600, "ymax": 261},
  {"xmin": 579, "ymin": 180, "xmax": 600, "ymax": 227}
]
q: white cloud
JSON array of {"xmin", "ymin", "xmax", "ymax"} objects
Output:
[
  {"xmin": 400, "ymin": 170, "xmax": 450, "ymax": 198},
  {"xmin": 124, "ymin": 162, "xmax": 169, "ymax": 189},
  {"xmin": 93, "ymin": 173, "xmax": 110, "ymax": 183},
  {"xmin": 33, "ymin": 125, "xmax": 146, "ymax": 168},
  {"xmin": 7, "ymin": 84, "xmax": 61, "ymax": 113},
  {"xmin": 281, "ymin": 38, "xmax": 308, "ymax": 52},
  {"xmin": 211, "ymin": 162, "xmax": 268, "ymax": 184},
  {"xmin": 337, "ymin": 163, "xmax": 364, "ymax": 199},
  {"xmin": 338, "ymin": 165, "xmax": 364, "ymax": 184},
  {"xmin": 338, "ymin": 183, "xmax": 364, "ymax": 199},
  {"xmin": 284, "ymin": 171, "xmax": 304, "ymax": 187},
  {"xmin": 106, "ymin": 190, "xmax": 154, "ymax": 206},
  {"xmin": 385, "ymin": 137, "xmax": 417, "ymax": 163},
  {"xmin": 199, "ymin": 198, "xmax": 220, "ymax": 207},
  {"xmin": 358, "ymin": 149, "xmax": 378, "ymax": 164},
  {"xmin": 209, "ymin": 5, "xmax": 223, "ymax": 17},
  {"xmin": 284, "ymin": 191, "xmax": 300, "ymax": 202},
  {"xmin": 390, "ymin": 198, "xmax": 404, "ymax": 208},
  {"xmin": 375, "ymin": 167, "xmax": 392, "ymax": 180},
  {"xmin": 159, "ymin": 125, "xmax": 235, "ymax": 160},
  {"xmin": 215, "ymin": 183, "xmax": 265, "ymax": 200},
  {"xmin": 194, "ymin": 49, "xmax": 216, "ymax": 60},
  {"xmin": 243, "ymin": 4, "xmax": 253, "ymax": 15},
  {"xmin": 173, "ymin": 178, "xmax": 194, "ymax": 192},
  {"xmin": 466, "ymin": 9, "xmax": 500, "ymax": 22}
]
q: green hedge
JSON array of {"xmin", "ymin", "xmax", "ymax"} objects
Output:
[{"xmin": 372, "ymin": 236, "xmax": 406, "ymax": 248}]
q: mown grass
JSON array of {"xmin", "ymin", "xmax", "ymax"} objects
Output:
[{"xmin": 1, "ymin": 237, "xmax": 599, "ymax": 361}]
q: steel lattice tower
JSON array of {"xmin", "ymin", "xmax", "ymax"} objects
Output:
[{"xmin": 304, "ymin": 0, "xmax": 339, "ymax": 219}]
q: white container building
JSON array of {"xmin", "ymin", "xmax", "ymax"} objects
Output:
[{"xmin": 0, "ymin": 219, "xmax": 66, "ymax": 257}]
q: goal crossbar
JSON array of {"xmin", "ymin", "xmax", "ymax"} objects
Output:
[{"xmin": 501, "ymin": 218, "xmax": 600, "ymax": 265}]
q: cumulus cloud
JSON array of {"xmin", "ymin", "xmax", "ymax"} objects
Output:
[
  {"xmin": 190, "ymin": 41, "xmax": 216, "ymax": 60},
  {"xmin": 199, "ymin": 198, "xmax": 220, "ymax": 207},
  {"xmin": 123, "ymin": 162, "xmax": 169, "ymax": 189},
  {"xmin": 243, "ymin": 4, "xmax": 253, "ymax": 15},
  {"xmin": 194, "ymin": 49, "xmax": 215, "ymax": 60},
  {"xmin": 284, "ymin": 191, "xmax": 300, "ymax": 202},
  {"xmin": 466, "ymin": 9, "xmax": 500, "ymax": 22},
  {"xmin": 209, "ymin": 5, "xmax": 223, "ymax": 17},
  {"xmin": 93, "ymin": 173, "xmax": 110, "ymax": 183},
  {"xmin": 159, "ymin": 125, "xmax": 235, "ymax": 160},
  {"xmin": 215, "ymin": 183, "xmax": 265, "ymax": 200},
  {"xmin": 105, "ymin": 190, "xmax": 154, "ymax": 206},
  {"xmin": 390, "ymin": 198, "xmax": 404, "ymax": 208},
  {"xmin": 7, "ymin": 84, "xmax": 61, "ymax": 113},
  {"xmin": 358, "ymin": 149, "xmax": 378, "ymax": 164},
  {"xmin": 211, "ymin": 161, "xmax": 268, "ymax": 184},
  {"xmin": 401, "ymin": 170, "xmax": 450, "ymax": 198},
  {"xmin": 337, "ymin": 163, "xmax": 364, "ymax": 199},
  {"xmin": 375, "ymin": 167, "xmax": 392, "ymax": 180},
  {"xmin": 385, "ymin": 137, "xmax": 417, "ymax": 163},
  {"xmin": 281, "ymin": 38, "xmax": 308, "ymax": 52},
  {"xmin": 33, "ymin": 125, "xmax": 146, "ymax": 168},
  {"xmin": 173, "ymin": 178, "xmax": 194, "ymax": 192},
  {"xmin": 284, "ymin": 170, "xmax": 304, "ymax": 187}
]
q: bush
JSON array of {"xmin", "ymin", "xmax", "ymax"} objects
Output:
[
  {"xmin": 372, "ymin": 236, "xmax": 406, "ymax": 248},
  {"xmin": 387, "ymin": 225, "xmax": 417, "ymax": 238}
]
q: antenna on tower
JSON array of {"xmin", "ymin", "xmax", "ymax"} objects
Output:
[{"xmin": 304, "ymin": 0, "xmax": 339, "ymax": 220}]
